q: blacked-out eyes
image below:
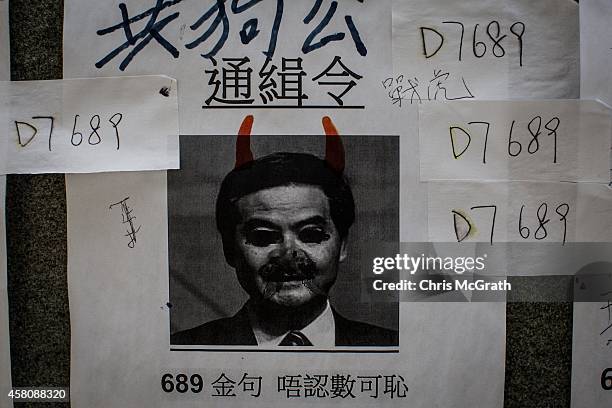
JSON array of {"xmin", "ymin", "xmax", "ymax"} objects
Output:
[
  {"xmin": 244, "ymin": 227, "xmax": 330, "ymax": 247},
  {"xmin": 245, "ymin": 229, "xmax": 281, "ymax": 247},
  {"xmin": 297, "ymin": 227, "xmax": 330, "ymax": 244}
]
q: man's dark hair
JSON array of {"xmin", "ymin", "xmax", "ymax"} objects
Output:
[{"xmin": 216, "ymin": 152, "xmax": 355, "ymax": 261}]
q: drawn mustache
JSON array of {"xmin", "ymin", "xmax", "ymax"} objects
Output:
[{"xmin": 258, "ymin": 254, "xmax": 317, "ymax": 282}]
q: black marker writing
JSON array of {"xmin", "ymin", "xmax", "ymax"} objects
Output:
[
  {"xmin": 109, "ymin": 197, "xmax": 141, "ymax": 249},
  {"xmin": 15, "ymin": 116, "xmax": 54, "ymax": 151},
  {"xmin": 420, "ymin": 20, "xmax": 525, "ymax": 66},
  {"xmin": 448, "ymin": 115, "xmax": 560, "ymax": 165},
  {"xmin": 382, "ymin": 70, "xmax": 474, "ymax": 107},
  {"xmin": 15, "ymin": 113, "xmax": 123, "ymax": 151},
  {"xmin": 453, "ymin": 201, "xmax": 571, "ymax": 245},
  {"xmin": 601, "ymin": 291, "xmax": 612, "ymax": 349}
]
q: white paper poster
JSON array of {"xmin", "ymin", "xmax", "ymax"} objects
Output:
[
  {"xmin": 572, "ymin": 266, "xmax": 612, "ymax": 408},
  {"xmin": 0, "ymin": 76, "xmax": 179, "ymax": 174},
  {"xmin": 66, "ymin": 111, "xmax": 505, "ymax": 407},
  {"xmin": 64, "ymin": 0, "xmax": 394, "ymax": 135},
  {"xmin": 390, "ymin": 0, "xmax": 579, "ymax": 104},
  {"xmin": 573, "ymin": 4, "xmax": 612, "ymax": 404},
  {"xmin": 419, "ymin": 100, "xmax": 611, "ymax": 183},
  {"xmin": 63, "ymin": 2, "xmax": 508, "ymax": 407}
]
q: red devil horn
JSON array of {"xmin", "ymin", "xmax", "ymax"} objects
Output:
[
  {"xmin": 323, "ymin": 116, "xmax": 345, "ymax": 174},
  {"xmin": 235, "ymin": 115, "xmax": 254, "ymax": 168}
]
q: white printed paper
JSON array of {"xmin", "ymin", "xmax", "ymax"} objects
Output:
[
  {"xmin": 572, "ymin": 267, "xmax": 612, "ymax": 408},
  {"xmin": 0, "ymin": 76, "xmax": 179, "ymax": 174},
  {"xmin": 64, "ymin": 0, "xmax": 394, "ymax": 135},
  {"xmin": 419, "ymin": 100, "xmax": 611, "ymax": 182},
  {"xmin": 64, "ymin": 2, "xmax": 505, "ymax": 406},
  {"xmin": 428, "ymin": 181, "xmax": 612, "ymax": 244},
  {"xmin": 66, "ymin": 182, "xmax": 505, "ymax": 407},
  {"xmin": 390, "ymin": 0, "xmax": 579, "ymax": 104},
  {"xmin": 67, "ymin": 118, "xmax": 504, "ymax": 407}
]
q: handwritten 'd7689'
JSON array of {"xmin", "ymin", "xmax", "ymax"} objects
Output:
[
  {"xmin": 14, "ymin": 113, "xmax": 124, "ymax": 152},
  {"xmin": 451, "ymin": 201, "xmax": 570, "ymax": 245},
  {"xmin": 449, "ymin": 116, "xmax": 560, "ymax": 165}
]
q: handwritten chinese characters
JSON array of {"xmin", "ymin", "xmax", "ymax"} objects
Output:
[
  {"xmin": 109, "ymin": 197, "xmax": 141, "ymax": 249},
  {"xmin": 95, "ymin": 0, "xmax": 369, "ymax": 71},
  {"xmin": 382, "ymin": 70, "xmax": 474, "ymax": 107},
  {"xmin": 65, "ymin": 0, "xmax": 392, "ymax": 134}
]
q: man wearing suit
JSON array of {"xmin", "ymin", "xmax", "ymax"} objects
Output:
[{"xmin": 171, "ymin": 116, "xmax": 398, "ymax": 347}]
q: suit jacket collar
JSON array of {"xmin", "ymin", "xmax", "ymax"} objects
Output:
[
  {"xmin": 331, "ymin": 307, "xmax": 355, "ymax": 346},
  {"xmin": 236, "ymin": 301, "xmax": 340, "ymax": 346},
  {"xmin": 231, "ymin": 303, "xmax": 258, "ymax": 345}
]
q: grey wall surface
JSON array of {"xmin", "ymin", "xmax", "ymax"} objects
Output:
[{"xmin": 5, "ymin": 1, "xmax": 572, "ymax": 407}]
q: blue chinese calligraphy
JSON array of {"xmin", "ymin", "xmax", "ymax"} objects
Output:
[
  {"xmin": 96, "ymin": 0, "xmax": 182, "ymax": 71},
  {"xmin": 95, "ymin": 0, "xmax": 368, "ymax": 70},
  {"xmin": 302, "ymin": 0, "xmax": 367, "ymax": 56}
]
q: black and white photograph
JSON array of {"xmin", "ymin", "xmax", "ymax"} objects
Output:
[{"xmin": 168, "ymin": 116, "xmax": 400, "ymax": 348}]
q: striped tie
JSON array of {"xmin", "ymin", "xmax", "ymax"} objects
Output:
[{"xmin": 279, "ymin": 330, "xmax": 313, "ymax": 346}]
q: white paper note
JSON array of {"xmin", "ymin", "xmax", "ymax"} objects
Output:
[
  {"xmin": 580, "ymin": 0, "xmax": 612, "ymax": 183},
  {"xmin": 427, "ymin": 182, "xmax": 612, "ymax": 278},
  {"xmin": 572, "ymin": 267, "xmax": 612, "ymax": 408},
  {"xmin": 428, "ymin": 181, "xmax": 612, "ymax": 244},
  {"xmin": 390, "ymin": 0, "xmax": 579, "ymax": 104},
  {"xmin": 64, "ymin": 0, "xmax": 394, "ymax": 135},
  {"xmin": 0, "ymin": 76, "xmax": 179, "ymax": 174},
  {"xmin": 581, "ymin": 0, "xmax": 612, "ymax": 109},
  {"xmin": 419, "ymin": 100, "xmax": 611, "ymax": 182}
]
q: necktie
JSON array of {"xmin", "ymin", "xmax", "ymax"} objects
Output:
[{"xmin": 279, "ymin": 330, "xmax": 313, "ymax": 346}]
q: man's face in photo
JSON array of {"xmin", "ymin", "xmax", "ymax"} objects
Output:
[{"xmin": 229, "ymin": 184, "xmax": 348, "ymax": 308}]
